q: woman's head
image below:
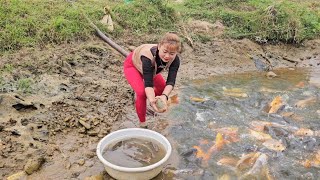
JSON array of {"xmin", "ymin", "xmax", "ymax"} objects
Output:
[{"xmin": 158, "ymin": 32, "xmax": 181, "ymax": 62}]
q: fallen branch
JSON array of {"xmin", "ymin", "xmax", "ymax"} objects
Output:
[
  {"xmin": 282, "ymin": 56, "xmax": 300, "ymax": 63},
  {"xmin": 69, "ymin": 1, "xmax": 129, "ymax": 57}
]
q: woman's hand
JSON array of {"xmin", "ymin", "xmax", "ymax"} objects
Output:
[{"xmin": 150, "ymin": 99, "xmax": 161, "ymax": 113}]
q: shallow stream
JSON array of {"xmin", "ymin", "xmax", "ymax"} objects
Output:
[{"xmin": 164, "ymin": 68, "xmax": 320, "ymax": 179}]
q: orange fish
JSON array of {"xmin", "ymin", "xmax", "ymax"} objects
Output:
[
  {"xmin": 218, "ymin": 174, "xmax": 232, "ymax": 180},
  {"xmin": 280, "ymin": 112, "xmax": 304, "ymax": 121},
  {"xmin": 215, "ymin": 127, "xmax": 240, "ymax": 143},
  {"xmin": 249, "ymin": 121, "xmax": 272, "ymax": 132},
  {"xmin": 295, "ymin": 81, "xmax": 305, "ymax": 88},
  {"xmin": 222, "ymin": 87, "xmax": 248, "ymax": 98},
  {"xmin": 294, "ymin": 128, "xmax": 314, "ymax": 136},
  {"xmin": 302, "ymin": 150, "xmax": 320, "ymax": 168},
  {"xmin": 236, "ymin": 152, "xmax": 261, "ymax": 171},
  {"xmin": 250, "ymin": 120, "xmax": 298, "ymax": 133},
  {"xmin": 241, "ymin": 153, "xmax": 273, "ymax": 180},
  {"xmin": 170, "ymin": 94, "xmax": 179, "ymax": 103},
  {"xmin": 249, "ymin": 129, "xmax": 272, "ymax": 141},
  {"xmin": 217, "ymin": 157, "xmax": 239, "ymax": 166},
  {"xmin": 193, "ymin": 133, "xmax": 227, "ymax": 163},
  {"xmin": 215, "ymin": 132, "xmax": 226, "ymax": 150},
  {"xmin": 294, "ymin": 97, "xmax": 317, "ymax": 108},
  {"xmin": 190, "ymin": 96, "xmax": 207, "ymax": 102},
  {"xmin": 193, "ymin": 146, "xmax": 209, "ymax": 160},
  {"xmin": 268, "ymin": 96, "xmax": 283, "ymax": 113},
  {"xmin": 262, "ymin": 139, "xmax": 286, "ymax": 152}
]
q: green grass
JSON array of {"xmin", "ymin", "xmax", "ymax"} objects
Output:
[
  {"xmin": 3, "ymin": 64, "xmax": 14, "ymax": 73},
  {"xmin": 180, "ymin": 0, "xmax": 320, "ymax": 43},
  {"xmin": 111, "ymin": 0, "xmax": 178, "ymax": 34},
  {"xmin": 0, "ymin": 0, "xmax": 319, "ymax": 53},
  {"xmin": 0, "ymin": 64, "xmax": 34, "ymax": 93},
  {"xmin": 0, "ymin": 0, "xmax": 106, "ymax": 52},
  {"xmin": 17, "ymin": 78, "xmax": 33, "ymax": 93}
]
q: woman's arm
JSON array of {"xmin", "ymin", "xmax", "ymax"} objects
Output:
[{"xmin": 141, "ymin": 56, "xmax": 162, "ymax": 112}]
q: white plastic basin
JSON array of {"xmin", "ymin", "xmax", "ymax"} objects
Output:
[{"xmin": 96, "ymin": 128, "xmax": 172, "ymax": 180}]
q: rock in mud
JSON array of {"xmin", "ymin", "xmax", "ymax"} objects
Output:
[
  {"xmin": 77, "ymin": 159, "xmax": 85, "ymax": 166},
  {"xmin": 87, "ymin": 129, "xmax": 99, "ymax": 136},
  {"xmin": 79, "ymin": 119, "xmax": 91, "ymax": 129},
  {"xmin": 266, "ymin": 71, "xmax": 278, "ymax": 79},
  {"xmin": 7, "ymin": 171, "xmax": 27, "ymax": 180},
  {"xmin": 84, "ymin": 174, "xmax": 104, "ymax": 180},
  {"xmin": 64, "ymin": 161, "xmax": 71, "ymax": 170},
  {"xmin": 24, "ymin": 156, "xmax": 45, "ymax": 175}
]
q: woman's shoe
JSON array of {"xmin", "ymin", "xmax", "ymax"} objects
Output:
[{"xmin": 139, "ymin": 122, "xmax": 148, "ymax": 129}]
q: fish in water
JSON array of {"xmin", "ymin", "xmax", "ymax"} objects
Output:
[
  {"xmin": 259, "ymin": 87, "xmax": 284, "ymax": 93},
  {"xmin": 180, "ymin": 148, "xmax": 198, "ymax": 157},
  {"xmin": 222, "ymin": 87, "xmax": 245, "ymax": 93},
  {"xmin": 222, "ymin": 87, "xmax": 248, "ymax": 98},
  {"xmin": 266, "ymin": 126, "xmax": 289, "ymax": 138},
  {"xmin": 295, "ymin": 81, "xmax": 305, "ymax": 88},
  {"xmin": 280, "ymin": 112, "xmax": 304, "ymax": 122},
  {"xmin": 262, "ymin": 139, "xmax": 286, "ymax": 152},
  {"xmin": 236, "ymin": 152, "xmax": 261, "ymax": 171},
  {"xmin": 218, "ymin": 173, "xmax": 232, "ymax": 180},
  {"xmin": 302, "ymin": 150, "xmax": 320, "ymax": 168},
  {"xmin": 249, "ymin": 129, "xmax": 272, "ymax": 141},
  {"xmin": 250, "ymin": 120, "xmax": 298, "ymax": 133},
  {"xmin": 168, "ymin": 94, "xmax": 179, "ymax": 104},
  {"xmin": 190, "ymin": 96, "xmax": 207, "ymax": 103},
  {"xmin": 217, "ymin": 156, "xmax": 239, "ymax": 167},
  {"xmin": 241, "ymin": 153, "xmax": 274, "ymax": 180},
  {"xmin": 171, "ymin": 168, "xmax": 205, "ymax": 176},
  {"xmin": 193, "ymin": 133, "xmax": 227, "ymax": 164},
  {"xmin": 215, "ymin": 127, "xmax": 240, "ymax": 143},
  {"xmin": 249, "ymin": 120, "xmax": 272, "ymax": 132},
  {"xmin": 294, "ymin": 128, "xmax": 314, "ymax": 137},
  {"xmin": 294, "ymin": 97, "xmax": 317, "ymax": 108},
  {"xmin": 268, "ymin": 96, "xmax": 284, "ymax": 114}
]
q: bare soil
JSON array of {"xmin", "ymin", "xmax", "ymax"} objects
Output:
[{"xmin": 1, "ymin": 26, "xmax": 319, "ymax": 179}]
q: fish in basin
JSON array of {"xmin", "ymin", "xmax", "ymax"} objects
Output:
[{"xmin": 103, "ymin": 137, "xmax": 166, "ymax": 168}]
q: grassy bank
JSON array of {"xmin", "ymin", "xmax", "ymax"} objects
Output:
[
  {"xmin": 179, "ymin": 0, "xmax": 320, "ymax": 43},
  {"xmin": 0, "ymin": 0, "xmax": 319, "ymax": 53}
]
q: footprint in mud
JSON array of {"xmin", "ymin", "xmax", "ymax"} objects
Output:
[{"xmin": 12, "ymin": 103, "xmax": 37, "ymax": 111}]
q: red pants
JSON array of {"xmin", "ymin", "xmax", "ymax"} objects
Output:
[{"xmin": 123, "ymin": 52, "xmax": 166, "ymax": 122}]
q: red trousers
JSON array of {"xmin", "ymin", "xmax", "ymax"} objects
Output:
[{"xmin": 123, "ymin": 52, "xmax": 166, "ymax": 122}]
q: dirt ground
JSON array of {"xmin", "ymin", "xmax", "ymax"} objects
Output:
[{"xmin": 0, "ymin": 24, "xmax": 319, "ymax": 179}]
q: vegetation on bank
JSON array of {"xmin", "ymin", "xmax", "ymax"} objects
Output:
[{"xmin": 0, "ymin": 0, "xmax": 319, "ymax": 53}]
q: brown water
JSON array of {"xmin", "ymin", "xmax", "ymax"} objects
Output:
[
  {"xmin": 102, "ymin": 137, "xmax": 166, "ymax": 168},
  {"xmin": 166, "ymin": 68, "xmax": 320, "ymax": 179}
]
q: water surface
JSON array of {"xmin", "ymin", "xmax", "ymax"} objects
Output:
[{"xmin": 166, "ymin": 68, "xmax": 319, "ymax": 179}]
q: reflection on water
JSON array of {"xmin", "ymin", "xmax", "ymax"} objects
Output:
[{"xmin": 166, "ymin": 68, "xmax": 320, "ymax": 179}]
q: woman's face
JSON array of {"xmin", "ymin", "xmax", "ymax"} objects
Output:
[{"xmin": 158, "ymin": 43, "xmax": 178, "ymax": 62}]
